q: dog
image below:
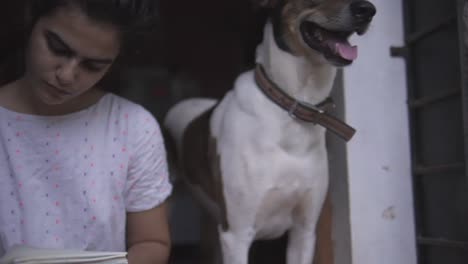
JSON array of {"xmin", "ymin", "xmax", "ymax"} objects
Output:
[{"xmin": 164, "ymin": 0, "xmax": 376, "ymax": 263}]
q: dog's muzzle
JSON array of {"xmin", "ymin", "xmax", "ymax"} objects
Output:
[
  {"xmin": 299, "ymin": 0, "xmax": 376, "ymax": 66},
  {"xmin": 351, "ymin": 0, "xmax": 377, "ymax": 34}
]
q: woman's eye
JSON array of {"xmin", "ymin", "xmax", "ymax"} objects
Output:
[
  {"xmin": 46, "ymin": 38, "xmax": 71, "ymax": 57},
  {"xmin": 82, "ymin": 62, "xmax": 104, "ymax": 72}
]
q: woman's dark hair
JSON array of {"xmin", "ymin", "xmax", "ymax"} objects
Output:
[
  {"xmin": 28, "ymin": 0, "xmax": 160, "ymax": 35},
  {"xmin": 0, "ymin": 0, "xmax": 160, "ymax": 86}
]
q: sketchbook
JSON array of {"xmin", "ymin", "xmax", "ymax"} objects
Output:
[{"xmin": 0, "ymin": 246, "xmax": 128, "ymax": 264}]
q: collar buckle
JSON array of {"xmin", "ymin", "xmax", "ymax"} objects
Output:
[{"xmin": 288, "ymin": 100, "xmax": 325, "ymax": 120}]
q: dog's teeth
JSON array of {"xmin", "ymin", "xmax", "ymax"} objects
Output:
[{"xmin": 314, "ymin": 31, "xmax": 323, "ymax": 41}]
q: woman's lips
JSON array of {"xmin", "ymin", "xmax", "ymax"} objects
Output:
[{"xmin": 45, "ymin": 82, "xmax": 73, "ymax": 96}]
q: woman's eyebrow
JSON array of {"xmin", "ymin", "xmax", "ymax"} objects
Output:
[
  {"xmin": 45, "ymin": 30, "xmax": 74, "ymax": 54},
  {"xmin": 45, "ymin": 30, "xmax": 114, "ymax": 64}
]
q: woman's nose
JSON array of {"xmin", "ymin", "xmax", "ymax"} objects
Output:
[{"xmin": 56, "ymin": 59, "xmax": 79, "ymax": 86}]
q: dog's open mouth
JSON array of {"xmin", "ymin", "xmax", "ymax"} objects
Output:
[{"xmin": 300, "ymin": 21, "xmax": 357, "ymax": 66}]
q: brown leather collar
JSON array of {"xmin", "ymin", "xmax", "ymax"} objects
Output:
[{"xmin": 254, "ymin": 64, "xmax": 356, "ymax": 141}]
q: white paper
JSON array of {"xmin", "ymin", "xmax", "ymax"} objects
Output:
[{"xmin": 0, "ymin": 246, "xmax": 128, "ymax": 264}]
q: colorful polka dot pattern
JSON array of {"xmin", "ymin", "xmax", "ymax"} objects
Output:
[{"xmin": 0, "ymin": 94, "xmax": 172, "ymax": 255}]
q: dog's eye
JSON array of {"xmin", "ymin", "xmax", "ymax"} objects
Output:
[{"xmin": 307, "ymin": 0, "xmax": 323, "ymax": 7}]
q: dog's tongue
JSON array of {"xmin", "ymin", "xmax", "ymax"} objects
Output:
[{"xmin": 335, "ymin": 42, "xmax": 358, "ymax": 61}]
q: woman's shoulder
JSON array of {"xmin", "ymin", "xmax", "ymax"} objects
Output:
[
  {"xmin": 99, "ymin": 92, "xmax": 159, "ymax": 125},
  {"xmin": 103, "ymin": 93, "xmax": 148, "ymax": 115}
]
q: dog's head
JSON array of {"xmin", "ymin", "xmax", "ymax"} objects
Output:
[{"xmin": 255, "ymin": 0, "xmax": 376, "ymax": 66}]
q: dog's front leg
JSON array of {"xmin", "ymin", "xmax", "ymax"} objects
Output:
[
  {"xmin": 219, "ymin": 228, "xmax": 255, "ymax": 264},
  {"xmin": 286, "ymin": 188, "xmax": 327, "ymax": 264},
  {"xmin": 286, "ymin": 224, "xmax": 317, "ymax": 264}
]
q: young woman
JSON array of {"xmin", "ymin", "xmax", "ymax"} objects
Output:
[{"xmin": 0, "ymin": 1, "xmax": 172, "ymax": 263}]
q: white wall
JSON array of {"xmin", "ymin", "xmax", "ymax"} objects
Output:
[{"xmin": 342, "ymin": 0, "xmax": 417, "ymax": 263}]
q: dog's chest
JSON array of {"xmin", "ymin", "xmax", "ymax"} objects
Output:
[
  {"xmin": 245, "ymin": 145, "xmax": 327, "ymax": 239},
  {"xmin": 276, "ymin": 120, "xmax": 325, "ymax": 155},
  {"xmin": 252, "ymin": 177, "xmax": 310, "ymax": 239}
]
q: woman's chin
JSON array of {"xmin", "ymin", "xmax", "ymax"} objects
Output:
[{"xmin": 36, "ymin": 84, "xmax": 70, "ymax": 105}]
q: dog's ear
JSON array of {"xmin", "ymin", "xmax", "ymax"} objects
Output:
[{"xmin": 252, "ymin": 0, "xmax": 281, "ymax": 9}]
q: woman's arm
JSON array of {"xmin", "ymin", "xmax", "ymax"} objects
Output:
[{"xmin": 126, "ymin": 202, "xmax": 171, "ymax": 264}]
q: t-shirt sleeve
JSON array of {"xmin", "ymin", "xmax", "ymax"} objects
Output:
[{"xmin": 125, "ymin": 106, "xmax": 172, "ymax": 212}]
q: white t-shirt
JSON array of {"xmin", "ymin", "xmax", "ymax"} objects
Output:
[{"xmin": 0, "ymin": 93, "xmax": 172, "ymax": 256}]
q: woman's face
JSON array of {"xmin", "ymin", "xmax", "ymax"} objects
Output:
[{"xmin": 23, "ymin": 4, "xmax": 121, "ymax": 105}]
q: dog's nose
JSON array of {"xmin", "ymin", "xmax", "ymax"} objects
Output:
[{"xmin": 351, "ymin": 1, "xmax": 376, "ymax": 21}]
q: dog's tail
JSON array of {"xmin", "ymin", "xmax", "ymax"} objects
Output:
[{"xmin": 163, "ymin": 98, "xmax": 218, "ymax": 157}]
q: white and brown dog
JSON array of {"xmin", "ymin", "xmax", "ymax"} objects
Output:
[{"xmin": 164, "ymin": 0, "xmax": 376, "ymax": 263}]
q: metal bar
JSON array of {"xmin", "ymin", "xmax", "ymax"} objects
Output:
[
  {"xmin": 391, "ymin": 14, "xmax": 456, "ymax": 58},
  {"xmin": 456, "ymin": 0, "xmax": 468, "ymax": 205},
  {"xmin": 408, "ymin": 88, "xmax": 460, "ymax": 108},
  {"xmin": 413, "ymin": 163, "xmax": 465, "ymax": 175},
  {"xmin": 400, "ymin": 1, "xmax": 425, "ymax": 263},
  {"xmin": 407, "ymin": 16, "xmax": 457, "ymax": 44},
  {"xmin": 390, "ymin": 46, "xmax": 408, "ymax": 58},
  {"xmin": 418, "ymin": 236, "xmax": 468, "ymax": 250}
]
